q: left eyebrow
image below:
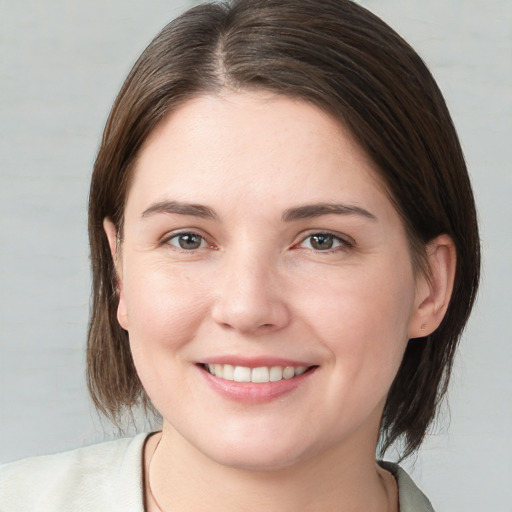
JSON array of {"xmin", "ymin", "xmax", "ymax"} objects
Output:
[
  {"xmin": 141, "ymin": 200, "xmax": 219, "ymax": 220},
  {"xmin": 282, "ymin": 203, "xmax": 377, "ymax": 222}
]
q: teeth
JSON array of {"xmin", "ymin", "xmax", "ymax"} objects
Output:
[
  {"xmin": 205, "ymin": 364, "xmax": 309, "ymax": 383},
  {"xmin": 283, "ymin": 366, "xmax": 295, "ymax": 379},
  {"xmin": 222, "ymin": 364, "xmax": 234, "ymax": 381},
  {"xmin": 233, "ymin": 366, "xmax": 251, "ymax": 382},
  {"xmin": 251, "ymin": 366, "xmax": 270, "ymax": 383},
  {"xmin": 269, "ymin": 366, "xmax": 283, "ymax": 382}
]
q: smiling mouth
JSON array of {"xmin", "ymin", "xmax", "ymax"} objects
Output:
[{"xmin": 202, "ymin": 364, "xmax": 314, "ymax": 383}]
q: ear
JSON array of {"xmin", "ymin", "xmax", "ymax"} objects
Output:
[
  {"xmin": 408, "ymin": 234, "xmax": 456, "ymax": 338},
  {"xmin": 103, "ymin": 218, "xmax": 129, "ymax": 330}
]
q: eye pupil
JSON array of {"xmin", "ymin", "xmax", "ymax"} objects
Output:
[
  {"xmin": 178, "ymin": 233, "xmax": 202, "ymax": 250},
  {"xmin": 311, "ymin": 234, "xmax": 334, "ymax": 250}
]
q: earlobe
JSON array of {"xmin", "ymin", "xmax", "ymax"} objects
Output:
[
  {"xmin": 409, "ymin": 234, "xmax": 456, "ymax": 338},
  {"xmin": 103, "ymin": 218, "xmax": 129, "ymax": 330}
]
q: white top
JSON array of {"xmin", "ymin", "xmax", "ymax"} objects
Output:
[{"xmin": 0, "ymin": 433, "xmax": 435, "ymax": 511}]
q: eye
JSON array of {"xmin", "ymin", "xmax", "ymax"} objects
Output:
[
  {"xmin": 299, "ymin": 233, "xmax": 349, "ymax": 251},
  {"xmin": 167, "ymin": 232, "xmax": 208, "ymax": 250}
]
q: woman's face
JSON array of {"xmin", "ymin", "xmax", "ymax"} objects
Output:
[{"xmin": 109, "ymin": 91, "xmax": 428, "ymax": 470}]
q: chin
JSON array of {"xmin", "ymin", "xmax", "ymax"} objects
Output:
[
  {"xmin": 209, "ymin": 446, "xmax": 304, "ymax": 472},
  {"xmin": 191, "ymin": 429, "xmax": 318, "ymax": 473}
]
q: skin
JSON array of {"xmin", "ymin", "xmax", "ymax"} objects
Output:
[{"xmin": 105, "ymin": 91, "xmax": 455, "ymax": 512}]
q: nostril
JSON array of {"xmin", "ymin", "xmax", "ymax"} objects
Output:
[{"xmin": 211, "ymin": 286, "xmax": 291, "ymax": 333}]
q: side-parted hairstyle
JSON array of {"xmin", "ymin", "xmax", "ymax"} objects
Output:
[{"xmin": 87, "ymin": 0, "xmax": 480, "ymax": 458}]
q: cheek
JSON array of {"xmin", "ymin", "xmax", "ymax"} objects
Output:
[
  {"xmin": 298, "ymin": 264, "xmax": 415, "ymax": 378},
  {"xmin": 121, "ymin": 264, "xmax": 213, "ymax": 413},
  {"xmin": 302, "ymin": 260, "xmax": 414, "ymax": 329},
  {"xmin": 121, "ymin": 262, "xmax": 211, "ymax": 355}
]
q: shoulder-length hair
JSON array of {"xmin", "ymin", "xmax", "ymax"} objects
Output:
[{"xmin": 87, "ymin": 0, "xmax": 480, "ymax": 459}]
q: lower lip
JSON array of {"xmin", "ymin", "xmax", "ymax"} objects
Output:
[{"xmin": 198, "ymin": 365, "xmax": 316, "ymax": 404}]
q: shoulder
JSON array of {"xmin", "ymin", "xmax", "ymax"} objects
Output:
[
  {"xmin": 0, "ymin": 432, "xmax": 149, "ymax": 512},
  {"xmin": 380, "ymin": 461, "xmax": 436, "ymax": 512}
]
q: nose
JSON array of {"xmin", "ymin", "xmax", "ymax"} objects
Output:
[{"xmin": 211, "ymin": 250, "xmax": 291, "ymax": 335}]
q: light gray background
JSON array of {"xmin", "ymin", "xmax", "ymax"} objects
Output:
[{"xmin": 1, "ymin": 1, "xmax": 511, "ymax": 510}]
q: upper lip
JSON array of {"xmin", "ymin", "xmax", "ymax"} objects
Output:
[{"xmin": 199, "ymin": 356, "xmax": 316, "ymax": 368}]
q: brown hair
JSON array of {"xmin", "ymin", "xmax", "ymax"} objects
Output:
[{"xmin": 87, "ymin": 0, "xmax": 480, "ymax": 458}]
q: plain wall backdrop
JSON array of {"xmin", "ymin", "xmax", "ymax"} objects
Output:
[{"xmin": 1, "ymin": 1, "xmax": 511, "ymax": 510}]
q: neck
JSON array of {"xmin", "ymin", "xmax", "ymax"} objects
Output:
[{"xmin": 144, "ymin": 425, "xmax": 397, "ymax": 512}]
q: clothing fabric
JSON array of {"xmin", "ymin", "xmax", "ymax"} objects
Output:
[{"xmin": 0, "ymin": 433, "xmax": 435, "ymax": 512}]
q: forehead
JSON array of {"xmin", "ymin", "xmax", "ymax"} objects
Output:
[{"xmin": 126, "ymin": 91, "xmax": 389, "ymax": 216}]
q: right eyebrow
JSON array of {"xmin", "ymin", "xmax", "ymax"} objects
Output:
[
  {"xmin": 282, "ymin": 202, "xmax": 377, "ymax": 222},
  {"xmin": 141, "ymin": 200, "xmax": 219, "ymax": 220}
]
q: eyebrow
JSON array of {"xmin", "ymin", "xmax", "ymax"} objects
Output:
[
  {"xmin": 141, "ymin": 200, "xmax": 376, "ymax": 223},
  {"xmin": 282, "ymin": 203, "xmax": 376, "ymax": 222},
  {"xmin": 141, "ymin": 200, "xmax": 218, "ymax": 220}
]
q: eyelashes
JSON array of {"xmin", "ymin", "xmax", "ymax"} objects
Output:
[
  {"xmin": 161, "ymin": 230, "xmax": 353, "ymax": 254},
  {"xmin": 295, "ymin": 233, "xmax": 352, "ymax": 252},
  {"xmin": 166, "ymin": 232, "xmax": 211, "ymax": 250}
]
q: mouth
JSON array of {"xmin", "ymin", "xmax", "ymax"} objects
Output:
[{"xmin": 201, "ymin": 363, "xmax": 314, "ymax": 383}]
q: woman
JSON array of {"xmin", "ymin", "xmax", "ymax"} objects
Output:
[{"xmin": 0, "ymin": 0, "xmax": 480, "ymax": 511}]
